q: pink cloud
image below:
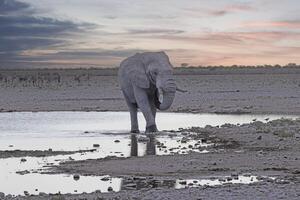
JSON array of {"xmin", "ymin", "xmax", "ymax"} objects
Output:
[{"xmin": 241, "ymin": 20, "xmax": 300, "ymax": 29}]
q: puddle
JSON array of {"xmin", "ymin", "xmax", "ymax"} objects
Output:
[
  {"xmin": 0, "ymin": 172, "xmax": 274, "ymax": 195},
  {"xmin": 0, "ymin": 133, "xmax": 211, "ymax": 196},
  {"xmin": 121, "ymin": 175, "xmax": 270, "ymax": 190},
  {"xmin": 175, "ymin": 175, "xmax": 263, "ymax": 188},
  {"xmin": 0, "ymin": 111, "xmax": 296, "ymax": 196},
  {"xmin": 0, "ymin": 173, "xmax": 122, "ymax": 195}
]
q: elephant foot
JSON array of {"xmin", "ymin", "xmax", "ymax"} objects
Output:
[
  {"xmin": 131, "ymin": 129, "xmax": 140, "ymax": 133},
  {"xmin": 145, "ymin": 125, "xmax": 158, "ymax": 133}
]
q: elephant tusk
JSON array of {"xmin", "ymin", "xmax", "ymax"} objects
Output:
[
  {"xmin": 158, "ymin": 88, "xmax": 164, "ymax": 103},
  {"xmin": 176, "ymin": 87, "xmax": 187, "ymax": 93},
  {"xmin": 159, "ymin": 94, "xmax": 163, "ymax": 103}
]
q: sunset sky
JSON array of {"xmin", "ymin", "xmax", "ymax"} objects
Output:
[{"xmin": 0, "ymin": 0, "xmax": 300, "ymax": 68}]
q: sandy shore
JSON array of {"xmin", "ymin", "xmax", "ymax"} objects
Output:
[{"xmin": 0, "ymin": 67, "xmax": 299, "ymax": 199}]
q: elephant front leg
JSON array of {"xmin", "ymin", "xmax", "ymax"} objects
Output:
[
  {"xmin": 133, "ymin": 86, "xmax": 158, "ymax": 133},
  {"xmin": 123, "ymin": 91, "xmax": 139, "ymax": 133}
]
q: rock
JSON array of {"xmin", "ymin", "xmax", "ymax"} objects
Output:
[
  {"xmin": 257, "ymin": 135, "xmax": 262, "ymax": 140},
  {"xmin": 114, "ymin": 140, "xmax": 120, "ymax": 143},
  {"xmin": 16, "ymin": 170, "xmax": 30, "ymax": 175},
  {"xmin": 93, "ymin": 144, "xmax": 100, "ymax": 148},
  {"xmin": 101, "ymin": 177, "xmax": 110, "ymax": 181},
  {"xmin": 226, "ymin": 177, "xmax": 233, "ymax": 181},
  {"xmin": 39, "ymin": 192, "xmax": 47, "ymax": 196},
  {"xmin": 231, "ymin": 173, "xmax": 239, "ymax": 179},
  {"xmin": 20, "ymin": 158, "xmax": 27, "ymax": 162},
  {"xmin": 24, "ymin": 191, "xmax": 29, "ymax": 196},
  {"xmin": 73, "ymin": 174, "xmax": 80, "ymax": 181},
  {"xmin": 178, "ymin": 180, "xmax": 187, "ymax": 185},
  {"xmin": 0, "ymin": 192, "xmax": 5, "ymax": 198},
  {"xmin": 107, "ymin": 186, "xmax": 113, "ymax": 192},
  {"xmin": 48, "ymin": 148, "xmax": 53, "ymax": 152}
]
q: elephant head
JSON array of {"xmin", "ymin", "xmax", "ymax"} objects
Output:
[
  {"xmin": 144, "ymin": 52, "xmax": 176, "ymax": 110},
  {"xmin": 126, "ymin": 51, "xmax": 177, "ymax": 111}
]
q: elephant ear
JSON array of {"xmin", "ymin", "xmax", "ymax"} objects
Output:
[{"xmin": 128, "ymin": 63, "xmax": 150, "ymax": 89}]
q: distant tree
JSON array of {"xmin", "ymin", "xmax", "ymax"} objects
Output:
[
  {"xmin": 287, "ymin": 63, "xmax": 297, "ymax": 67},
  {"xmin": 181, "ymin": 63, "xmax": 189, "ymax": 67}
]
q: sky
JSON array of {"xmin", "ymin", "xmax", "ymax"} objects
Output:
[{"xmin": 0, "ymin": 0, "xmax": 300, "ymax": 68}]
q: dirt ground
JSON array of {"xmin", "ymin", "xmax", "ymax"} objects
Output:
[
  {"xmin": 0, "ymin": 68, "xmax": 300, "ymax": 115},
  {"xmin": 0, "ymin": 68, "xmax": 299, "ymax": 199}
]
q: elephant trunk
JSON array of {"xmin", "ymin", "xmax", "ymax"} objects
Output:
[
  {"xmin": 159, "ymin": 91, "xmax": 175, "ymax": 110},
  {"xmin": 156, "ymin": 78, "xmax": 176, "ymax": 110}
]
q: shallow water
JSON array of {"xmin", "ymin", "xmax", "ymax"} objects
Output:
[
  {"xmin": 0, "ymin": 111, "xmax": 296, "ymax": 195},
  {"xmin": 0, "ymin": 111, "xmax": 297, "ymax": 150}
]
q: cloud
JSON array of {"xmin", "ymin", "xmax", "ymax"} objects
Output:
[
  {"xmin": 0, "ymin": 0, "xmax": 29, "ymax": 14},
  {"xmin": 0, "ymin": 0, "xmax": 97, "ymax": 63},
  {"xmin": 127, "ymin": 28, "xmax": 185, "ymax": 35},
  {"xmin": 185, "ymin": 2, "xmax": 254, "ymax": 17},
  {"xmin": 241, "ymin": 20, "xmax": 300, "ymax": 29}
]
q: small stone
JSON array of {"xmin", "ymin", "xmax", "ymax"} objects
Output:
[
  {"xmin": 178, "ymin": 180, "xmax": 187, "ymax": 185},
  {"xmin": 201, "ymin": 139, "xmax": 207, "ymax": 143},
  {"xmin": 107, "ymin": 186, "xmax": 113, "ymax": 192},
  {"xmin": 231, "ymin": 173, "xmax": 239, "ymax": 179},
  {"xmin": 226, "ymin": 177, "xmax": 233, "ymax": 181},
  {"xmin": 73, "ymin": 174, "xmax": 80, "ymax": 181},
  {"xmin": 9, "ymin": 145, "xmax": 13, "ymax": 147},
  {"xmin": 101, "ymin": 177, "xmax": 110, "ymax": 181},
  {"xmin": 20, "ymin": 158, "xmax": 27, "ymax": 162},
  {"xmin": 257, "ymin": 135, "xmax": 262, "ymax": 140},
  {"xmin": 95, "ymin": 190, "xmax": 101, "ymax": 193},
  {"xmin": 114, "ymin": 140, "xmax": 120, "ymax": 143},
  {"xmin": 24, "ymin": 191, "xmax": 29, "ymax": 196},
  {"xmin": 48, "ymin": 148, "xmax": 53, "ymax": 152},
  {"xmin": 93, "ymin": 144, "xmax": 100, "ymax": 148}
]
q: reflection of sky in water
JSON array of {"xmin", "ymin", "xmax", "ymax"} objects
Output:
[
  {"xmin": 0, "ymin": 133, "xmax": 212, "ymax": 195},
  {"xmin": 0, "ymin": 111, "xmax": 297, "ymax": 139},
  {"xmin": 175, "ymin": 175, "xmax": 263, "ymax": 189}
]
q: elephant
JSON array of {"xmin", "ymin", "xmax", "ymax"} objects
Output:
[{"xmin": 118, "ymin": 51, "xmax": 179, "ymax": 133}]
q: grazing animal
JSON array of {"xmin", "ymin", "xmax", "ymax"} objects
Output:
[{"xmin": 118, "ymin": 52, "xmax": 179, "ymax": 133}]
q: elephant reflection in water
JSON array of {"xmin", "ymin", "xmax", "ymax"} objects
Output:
[
  {"xmin": 130, "ymin": 134, "xmax": 156, "ymax": 157},
  {"xmin": 118, "ymin": 52, "xmax": 185, "ymax": 133}
]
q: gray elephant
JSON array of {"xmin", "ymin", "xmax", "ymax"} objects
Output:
[{"xmin": 118, "ymin": 51, "xmax": 178, "ymax": 133}]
